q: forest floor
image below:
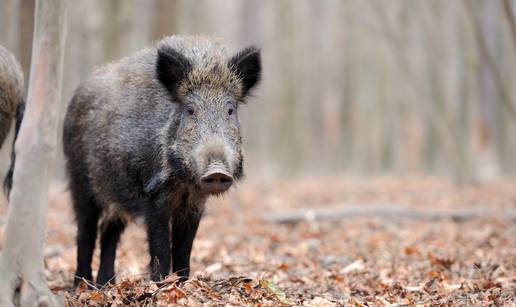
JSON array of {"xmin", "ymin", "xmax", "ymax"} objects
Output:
[{"xmin": 1, "ymin": 176, "xmax": 515, "ymax": 306}]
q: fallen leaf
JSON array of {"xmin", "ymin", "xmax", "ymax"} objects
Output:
[
  {"xmin": 260, "ymin": 279, "xmax": 292, "ymax": 305},
  {"xmin": 341, "ymin": 259, "xmax": 365, "ymax": 274},
  {"xmin": 90, "ymin": 291, "xmax": 103, "ymax": 301},
  {"xmin": 428, "ymin": 252, "xmax": 454, "ymax": 269},
  {"xmin": 404, "ymin": 246, "xmax": 421, "ymax": 256},
  {"xmin": 278, "ymin": 263, "xmax": 289, "ymax": 271}
]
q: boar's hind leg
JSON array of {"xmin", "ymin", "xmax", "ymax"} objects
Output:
[
  {"xmin": 96, "ymin": 218, "xmax": 126, "ymax": 286},
  {"xmin": 71, "ymin": 183, "xmax": 101, "ymax": 287},
  {"xmin": 145, "ymin": 207, "xmax": 172, "ymax": 281},
  {"xmin": 172, "ymin": 209, "xmax": 203, "ymax": 281}
]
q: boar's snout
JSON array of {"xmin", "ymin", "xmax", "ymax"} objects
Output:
[{"xmin": 200, "ymin": 163, "xmax": 233, "ymax": 194}]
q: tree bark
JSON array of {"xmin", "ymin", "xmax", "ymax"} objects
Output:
[{"xmin": 0, "ymin": 0, "xmax": 68, "ymax": 306}]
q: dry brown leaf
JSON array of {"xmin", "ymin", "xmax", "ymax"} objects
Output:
[
  {"xmin": 428, "ymin": 252, "xmax": 454, "ymax": 269},
  {"xmin": 403, "ymin": 246, "xmax": 421, "ymax": 256},
  {"xmin": 89, "ymin": 291, "xmax": 103, "ymax": 301}
]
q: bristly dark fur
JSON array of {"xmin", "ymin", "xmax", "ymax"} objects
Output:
[
  {"xmin": 0, "ymin": 45, "xmax": 25, "ymax": 198},
  {"xmin": 3, "ymin": 101, "xmax": 25, "ymax": 197},
  {"xmin": 229, "ymin": 46, "xmax": 261, "ymax": 98},
  {"xmin": 63, "ymin": 35, "xmax": 261, "ymax": 288},
  {"xmin": 157, "ymin": 46, "xmax": 193, "ymax": 101}
]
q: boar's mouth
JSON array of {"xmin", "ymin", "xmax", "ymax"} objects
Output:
[{"xmin": 199, "ymin": 162, "xmax": 233, "ymax": 194}]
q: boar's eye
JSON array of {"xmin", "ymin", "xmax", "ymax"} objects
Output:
[
  {"xmin": 228, "ymin": 108, "xmax": 234, "ymax": 116},
  {"xmin": 186, "ymin": 106, "xmax": 195, "ymax": 116}
]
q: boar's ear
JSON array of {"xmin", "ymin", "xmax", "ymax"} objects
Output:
[
  {"xmin": 157, "ymin": 46, "xmax": 192, "ymax": 100},
  {"xmin": 229, "ymin": 46, "xmax": 262, "ymax": 98}
]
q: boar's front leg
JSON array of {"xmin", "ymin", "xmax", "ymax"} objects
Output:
[
  {"xmin": 171, "ymin": 206, "xmax": 203, "ymax": 281},
  {"xmin": 145, "ymin": 204, "xmax": 172, "ymax": 281},
  {"xmin": 96, "ymin": 218, "xmax": 126, "ymax": 286},
  {"xmin": 70, "ymin": 176, "xmax": 101, "ymax": 287}
]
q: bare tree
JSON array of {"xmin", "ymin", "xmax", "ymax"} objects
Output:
[
  {"xmin": 463, "ymin": 0, "xmax": 516, "ymax": 122},
  {"xmin": 2, "ymin": 0, "xmax": 516, "ymax": 187},
  {"xmin": 0, "ymin": 0, "xmax": 68, "ymax": 306},
  {"xmin": 501, "ymin": 0, "xmax": 516, "ymax": 49}
]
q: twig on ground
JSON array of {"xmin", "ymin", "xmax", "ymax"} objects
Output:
[{"xmin": 265, "ymin": 203, "xmax": 516, "ymax": 224}]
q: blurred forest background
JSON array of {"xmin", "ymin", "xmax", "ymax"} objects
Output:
[{"xmin": 1, "ymin": 0, "xmax": 515, "ymax": 183}]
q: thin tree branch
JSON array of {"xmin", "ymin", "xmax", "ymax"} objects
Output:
[
  {"xmin": 266, "ymin": 204, "xmax": 516, "ymax": 224},
  {"xmin": 462, "ymin": 0, "xmax": 516, "ymax": 123},
  {"xmin": 501, "ymin": 0, "xmax": 516, "ymax": 50},
  {"xmin": 370, "ymin": 0, "xmax": 465, "ymax": 177}
]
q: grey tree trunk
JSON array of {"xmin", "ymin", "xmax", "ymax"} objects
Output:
[{"xmin": 0, "ymin": 0, "xmax": 68, "ymax": 306}]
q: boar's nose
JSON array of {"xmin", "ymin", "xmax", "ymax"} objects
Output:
[{"xmin": 200, "ymin": 167, "xmax": 233, "ymax": 193}]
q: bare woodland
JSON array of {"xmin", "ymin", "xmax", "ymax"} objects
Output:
[
  {"xmin": 0, "ymin": 0, "xmax": 515, "ymax": 182},
  {"xmin": 0, "ymin": 0, "xmax": 515, "ymax": 306}
]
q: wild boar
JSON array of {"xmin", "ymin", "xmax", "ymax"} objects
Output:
[
  {"xmin": 63, "ymin": 36, "xmax": 261, "ymax": 286},
  {"xmin": 0, "ymin": 45, "xmax": 25, "ymax": 196}
]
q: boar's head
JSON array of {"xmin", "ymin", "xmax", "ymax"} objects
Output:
[{"xmin": 155, "ymin": 40, "xmax": 261, "ymax": 195}]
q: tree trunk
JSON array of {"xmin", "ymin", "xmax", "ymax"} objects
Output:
[{"xmin": 0, "ymin": 0, "xmax": 68, "ymax": 306}]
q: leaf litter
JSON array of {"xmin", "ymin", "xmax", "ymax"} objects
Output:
[{"xmin": 1, "ymin": 176, "xmax": 515, "ymax": 306}]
